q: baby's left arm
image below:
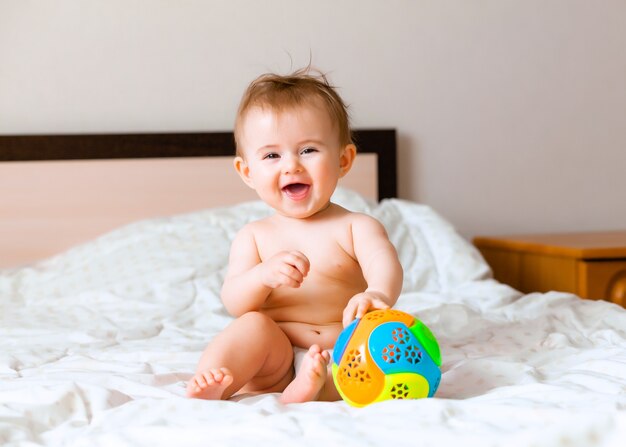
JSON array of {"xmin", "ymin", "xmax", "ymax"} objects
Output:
[{"xmin": 342, "ymin": 214, "xmax": 403, "ymax": 326}]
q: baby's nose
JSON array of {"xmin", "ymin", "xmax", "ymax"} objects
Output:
[{"xmin": 282, "ymin": 155, "xmax": 303, "ymax": 174}]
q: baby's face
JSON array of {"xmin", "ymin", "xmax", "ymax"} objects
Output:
[{"xmin": 236, "ymin": 101, "xmax": 353, "ymax": 219}]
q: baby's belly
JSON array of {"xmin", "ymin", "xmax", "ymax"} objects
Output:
[
  {"xmin": 259, "ymin": 271, "xmax": 366, "ymax": 349},
  {"xmin": 276, "ymin": 321, "xmax": 343, "ymax": 350}
]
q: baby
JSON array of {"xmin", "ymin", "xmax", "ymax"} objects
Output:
[{"xmin": 186, "ymin": 67, "xmax": 403, "ymax": 403}]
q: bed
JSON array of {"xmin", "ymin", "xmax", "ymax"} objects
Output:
[{"xmin": 1, "ymin": 131, "xmax": 624, "ymax": 446}]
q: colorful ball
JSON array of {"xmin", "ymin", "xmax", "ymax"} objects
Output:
[{"xmin": 332, "ymin": 309, "xmax": 441, "ymax": 407}]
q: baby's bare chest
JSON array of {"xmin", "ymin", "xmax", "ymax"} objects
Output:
[
  {"xmin": 259, "ymin": 228, "xmax": 366, "ymax": 299},
  {"xmin": 258, "ymin": 230, "xmax": 356, "ymax": 276}
]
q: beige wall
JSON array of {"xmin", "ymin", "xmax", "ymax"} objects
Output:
[{"xmin": 1, "ymin": 0, "xmax": 624, "ymax": 239}]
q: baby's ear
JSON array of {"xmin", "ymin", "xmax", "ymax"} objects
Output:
[
  {"xmin": 234, "ymin": 156, "xmax": 255, "ymax": 189},
  {"xmin": 339, "ymin": 144, "xmax": 357, "ymax": 177}
]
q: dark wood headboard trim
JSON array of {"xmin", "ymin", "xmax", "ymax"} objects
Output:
[
  {"xmin": 0, "ymin": 133, "xmax": 235, "ymax": 159},
  {"xmin": 352, "ymin": 129, "xmax": 397, "ymax": 200},
  {"xmin": 0, "ymin": 129, "xmax": 397, "ymax": 199}
]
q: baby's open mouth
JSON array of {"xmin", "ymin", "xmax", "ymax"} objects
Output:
[{"xmin": 282, "ymin": 183, "xmax": 310, "ymax": 200}]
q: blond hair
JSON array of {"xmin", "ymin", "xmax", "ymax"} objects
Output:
[{"xmin": 234, "ymin": 67, "xmax": 352, "ymax": 156}]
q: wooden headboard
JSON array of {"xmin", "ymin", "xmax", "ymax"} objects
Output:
[{"xmin": 0, "ymin": 129, "xmax": 397, "ymax": 268}]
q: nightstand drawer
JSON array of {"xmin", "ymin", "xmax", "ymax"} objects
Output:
[
  {"xmin": 474, "ymin": 231, "xmax": 626, "ymax": 308},
  {"xmin": 577, "ymin": 260, "xmax": 626, "ymax": 306}
]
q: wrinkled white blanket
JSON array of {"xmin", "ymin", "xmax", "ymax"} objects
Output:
[{"xmin": 1, "ymin": 189, "xmax": 625, "ymax": 446}]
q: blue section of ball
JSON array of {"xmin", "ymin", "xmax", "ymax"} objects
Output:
[
  {"xmin": 332, "ymin": 317, "xmax": 359, "ymax": 366},
  {"xmin": 368, "ymin": 321, "xmax": 442, "ymax": 397}
]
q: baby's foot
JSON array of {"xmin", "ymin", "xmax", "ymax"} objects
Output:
[
  {"xmin": 186, "ymin": 367, "xmax": 233, "ymax": 400},
  {"xmin": 280, "ymin": 345, "xmax": 330, "ymax": 404}
]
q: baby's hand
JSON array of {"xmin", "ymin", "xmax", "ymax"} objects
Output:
[
  {"xmin": 260, "ymin": 250, "xmax": 310, "ymax": 289},
  {"xmin": 342, "ymin": 291, "xmax": 390, "ymax": 327}
]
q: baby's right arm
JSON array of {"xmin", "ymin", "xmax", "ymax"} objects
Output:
[{"xmin": 221, "ymin": 225, "xmax": 309, "ymax": 316}]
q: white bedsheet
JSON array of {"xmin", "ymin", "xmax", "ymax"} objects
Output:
[{"xmin": 1, "ymin": 189, "xmax": 625, "ymax": 446}]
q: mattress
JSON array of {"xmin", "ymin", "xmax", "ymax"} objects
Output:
[{"xmin": 1, "ymin": 189, "xmax": 624, "ymax": 446}]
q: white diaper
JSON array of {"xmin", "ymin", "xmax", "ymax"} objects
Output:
[{"xmin": 293, "ymin": 347, "xmax": 333, "ymax": 374}]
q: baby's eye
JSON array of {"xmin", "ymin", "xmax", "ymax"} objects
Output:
[
  {"xmin": 300, "ymin": 147, "xmax": 317, "ymax": 155},
  {"xmin": 263, "ymin": 153, "xmax": 280, "ymax": 160}
]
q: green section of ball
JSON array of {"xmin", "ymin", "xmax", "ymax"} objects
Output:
[{"xmin": 409, "ymin": 320, "xmax": 441, "ymax": 366}]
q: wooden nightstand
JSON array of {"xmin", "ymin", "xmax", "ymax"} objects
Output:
[{"xmin": 473, "ymin": 231, "xmax": 626, "ymax": 307}]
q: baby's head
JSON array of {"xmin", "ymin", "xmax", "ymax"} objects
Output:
[
  {"xmin": 234, "ymin": 67, "xmax": 352, "ymax": 157},
  {"xmin": 233, "ymin": 67, "xmax": 357, "ymax": 219}
]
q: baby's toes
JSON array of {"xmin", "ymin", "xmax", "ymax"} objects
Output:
[
  {"xmin": 308, "ymin": 344, "xmax": 322, "ymax": 356},
  {"xmin": 320, "ymin": 350, "xmax": 331, "ymax": 363},
  {"xmin": 194, "ymin": 374, "xmax": 207, "ymax": 388},
  {"xmin": 189, "ymin": 375, "xmax": 205, "ymax": 392},
  {"xmin": 202, "ymin": 371, "xmax": 217, "ymax": 386},
  {"xmin": 210, "ymin": 368, "xmax": 224, "ymax": 382},
  {"xmin": 220, "ymin": 370, "xmax": 234, "ymax": 386},
  {"xmin": 311, "ymin": 355, "xmax": 326, "ymax": 376}
]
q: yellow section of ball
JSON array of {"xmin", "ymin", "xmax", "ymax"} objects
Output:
[{"xmin": 372, "ymin": 372, "xmax": 430, "ymax": 403}]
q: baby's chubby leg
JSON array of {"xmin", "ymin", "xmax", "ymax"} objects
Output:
[{"xmin": 187, "ymin": 311, "xmax": 294, "ymax": 400}]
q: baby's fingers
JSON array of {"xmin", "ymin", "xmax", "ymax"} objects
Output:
[
  {"xmin": 342, "ymin": 300, "xmax": 361, "ymax": 327},
  {"xmin": 354, "ymin": 300, "xmax": 372, "ymax": 320},
  {"xmin": 343, "ymin": 296, "xmax": 390, "ymax": 327},
  {"xmin": 277, "ymin": 263, "xmax": 305, "ymax": 288},
  {"xmin": 368, "ymin": 298, "xmax": 390, "ymax": 312},
  {"xmin": 286, "ymin": 251, "xmax": 310, "ymax": 276},
  {"xmin": 354, "ymin": 298, "xmax": 389, "ymax": 320}
]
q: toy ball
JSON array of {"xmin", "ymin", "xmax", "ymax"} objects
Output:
[{"xmin": 332, "ymin": 309, "xmax": 441, "ymax": 407}]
